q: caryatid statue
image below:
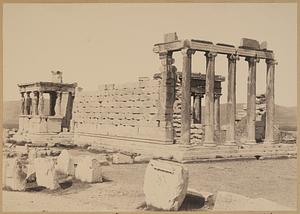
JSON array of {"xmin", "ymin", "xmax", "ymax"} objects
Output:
[
  {"xmin": 20, "ymin": 92, "xmax": 25, "ymax": 115},
  {"xmin": 38, "ymin": 91, "xmax": 45, "ymax": 115},
  {"xmin": 32, "ymin": 91, "xmax": 39, "ymax": 115},
  {"xmin": 25, "ymin": 92, "xmax": 32, "ymax": 115}
]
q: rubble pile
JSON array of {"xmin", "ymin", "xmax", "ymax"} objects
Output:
[
  {"xmin": 173, "ymin": 77, "xmax": 205, "ymax": 144},
  {"xmin": 3, "ymin": 146, "xmax": 104, "ymax": 191},
  {"xmin": 280, "ymin": 131, "xmax": 297, "ymax": 144},
  {"xmin": 236, "ymin": 94, "xmax": 267, "ymax": 143},
  {"xmin": 235, "ymin": 94, "xmax": 296, "ymax": 144},
  {"xmin": 2, "ymin": 128, "xmax": 146, "ymax": 192},
  {"xmin": 2, "ymin": 129, "xmax": 105, "ymax": 191},
  {"xmin": 140, "ymin": 159, "xmax": 292, "ymax": 211}
]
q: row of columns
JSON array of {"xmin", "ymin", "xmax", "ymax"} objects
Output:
[
  {"xmin": 192, "ymin": 94, "xmax": 221, "ymax": 130},
  {"xmin": 20, "ymin": 91, "xmax": 63, "ymax": 117},
  {"xmin": 225, "ymin": 55, "xmax": 276, "ymax": 145},
  {"xmin": 177, "ymin": 49, "xmax": 276, "ymax": 145}
]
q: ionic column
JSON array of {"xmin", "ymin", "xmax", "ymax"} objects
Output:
[
  {"xmin": 264, "ymin": 59, "xmax": 277, "ymax": 143},
  {"xmin": 20, "ymin": 92, "xmax": 25, "ymax": 115},
  {"xmin": 225, "ymin": 54, "xmax": 239, "ymax": 145},
  {"xmin": 55, "ymin": 91, "xmax": 62, "ymax": 116},
  {"xmin": 204, "ymin": 52, "xmax": 217, "ymax": 146},
  {"xmin": 245, "ymin": 56, "xmax": 259, "ymax": 144},
  {"xmin": 38, "ymin": 91, "xmax": 44, "ymax": 115},
  {"xmin": 193, "ymin": 94, "xmax": 202, "ymax": 124},
  {"xmin": 214, "ymin": 94, "xmax": 221, "ymax": 143},
  {"xmin": 32, "ymin": 91, "xmax": 39, "ymax": 116},
  {"xmin": 157, "ymin": 51, "xmax": 176, "ymax": 143},
  {"xmin": 180, "ymin": 48, "xmax": 194, "ymax": 144}
]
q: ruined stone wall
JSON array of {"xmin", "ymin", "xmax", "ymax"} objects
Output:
[
  {"xmin": 236, "ymin": 94, "xmax": 280, "ymax": 143},
  {"xmin": 72, "ymin": 78, "xmax": 170, "ymax": 144},
  {"xmin": 173, "ymin": 75, "xmax": 205, "ymax": 144},
  {"xmin": 173, "ymin": 76, "xmax": 182, "ymax": 143}
]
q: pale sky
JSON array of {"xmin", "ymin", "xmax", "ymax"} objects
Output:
[{"xmin": 3, "ymin": 3, "xmax": 297, "ymax": 106}]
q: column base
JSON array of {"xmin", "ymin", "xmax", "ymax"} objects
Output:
[
  {"xmin": 224, "ymin": 141, "xmax": 236, "ymax": 146},
  {"xmin": 203, "ymin": 142, "xmax": 217, "ymax": 147},
  {"xmin": 263, "ymin": 140, "xmax": 274, "ymax": 144},
  {"xmin": 244, "ymin": 140, "xmax": 256, "ymax": 145}
]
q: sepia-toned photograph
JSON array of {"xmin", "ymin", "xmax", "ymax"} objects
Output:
[{"xmin": 2, "ymin": 2, "xmax": 298, "ymax": 212}]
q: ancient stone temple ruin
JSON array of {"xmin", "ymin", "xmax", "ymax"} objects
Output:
[
  {"xmin": 15, "ymin": 33, "xmax": 296, "ymax": 162},
  {"xmin": 17, "ymin": 71, "xmax": 77, "ymax": 143},
  {"xmin": 150, "ymin": 33, "xmax": 276, "ymax": 147}
]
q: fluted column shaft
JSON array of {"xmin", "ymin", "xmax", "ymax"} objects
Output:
[
  {"xmin": 225, "ymin": 54, "xmax": 239, "ymax": 145},
  {"xmin": 214, "ymin": 94, "xmax": 221, "ymax": 143},
  {"xmin": 265, "ymin": 59, "xmax": 277, "ymax": 143},
  {"xmin": 180, "ymin": 48, "xmax": 194, "ymax": 144},
  {"xmin": 204, "ymin": 52, "xmax": 217, "ymax": 146},
  {"xmin": 246, "ymin": 57, "xmax": 259, "ymax": 144}
]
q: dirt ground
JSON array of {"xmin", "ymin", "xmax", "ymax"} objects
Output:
[{"xmin": 2, "ymin": 158, "xmax": 298, "ymax": 212}]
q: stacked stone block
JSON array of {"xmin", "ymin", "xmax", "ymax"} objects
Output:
[
  {"xmin": 236, "ymin": 94, "xmax": 273, "ymax": 143},
  {"xmin": 173, "ymin": 76, "xmax": 182, "ymax": 143},
  {"xmin": 72, "ymin": 78, "xmax": 163, "ymax": 142},
  {"xmin": 173, "ymin": 75, "xmax": 205, "ymax": 144},
  {"xmin": 190, "ymin": 124, "xmax": 204, "ymax": 144}
]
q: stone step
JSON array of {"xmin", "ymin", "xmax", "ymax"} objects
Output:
[
  {"xmin": 182, "ymin": 151, "xmax": 297, "ymax": 163},
  {"xmin": 183, "ymin": 144, "xmax": 297, "ymax": 159}
]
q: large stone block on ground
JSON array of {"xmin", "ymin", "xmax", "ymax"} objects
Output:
[
  {"xmin": 213, "ymin": 191, "xmax": 292, "ymax": 211},
  {"xmin": 75, "ymin": 156, "xmax": 102, "ymax": 183},
  {"xmin": 134, "ymin": 154, "xmax": 153, "ymax": 163},
  {"xmin": 143, "ymin": 159, "xmax": 189, "ymax": 211},
  {"xmin": 3, "ymin": 158, "xmax": 27, "ymax": 191},
  {"xmin": 56, "ymin": 150, "xmax": 75, "ymax": 176},
  {"xmin": 112, "ymin": 153, "xmax": 133, "ymax": 164},
  {"xmin": 34, "ymin": 158, "xmax": 59, "ymax": 190}
]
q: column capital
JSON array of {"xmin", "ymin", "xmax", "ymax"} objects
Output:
[
  {"xmin": 205, "ymin": 51, "xmax": 217, "ymax": 59},
  {"xmin": 159, "ymin": 51, "xmax": 173, "ymax": 59},
  {"xmin": 266, "ymin": 58, "xmax": 278, "ymax": 65},
  {"xmin": 245, "ymin": 56, "xmax": 260, "ymax": 63},
  {"xmin": 227, "ymin": 53, "xmax": 240, "ymax": 62},
  {"xmin": 181, "ymin": 48, "xmax": 196, "ymax": 57},
  {"xmin": 195, "ymin": 93, "xmax": 203, "ymax": 98}
]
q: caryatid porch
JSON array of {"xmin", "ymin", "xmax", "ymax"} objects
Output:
[
  {"xmin": 154, "ymin": 33, "xmax": 276, "ymax": 146},
  {"xmin": 18, "ymin": 71, "xmax": 77, "ymax": 134}
]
